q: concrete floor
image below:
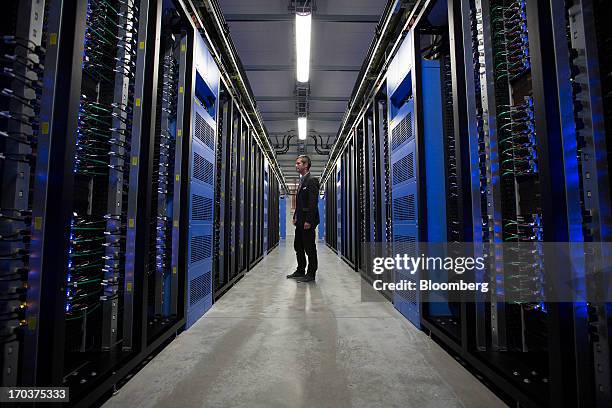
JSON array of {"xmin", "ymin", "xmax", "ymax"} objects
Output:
[{"xmin": 104, "ymin": 241, "xmax": 507, "ymax": 408}]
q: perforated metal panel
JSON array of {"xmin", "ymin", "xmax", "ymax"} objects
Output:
[
  {"xmin": 392, "ymin": 195, "xmax": 416, "ymax": 221},
  {"xmin": 390, "ymin": 92, "xmax": 420, "ymax": 329},
  {"xmin": 186, "ymin": 33, "xmax": 218, "ymax": 328},
  {"xmin": 193, "ymin": 152, "xmax": 214, "ymax": 185},
  {"xmin": 391, "ymin": 101, "xmax": 414, "ymax": 151},
  {"xmin": 189, "ymin": 271, "xmax": 212, "ymax": 306},
  {"xmin": 190, "ymin": 235, "xmax": 212, "ymax": 263},
  {"xmin": 191, "ymin": 194, "xmax": 213, "ymax": 221},
  {"xmin": 195, "ymin": 111, "xmax": 215, "ymax": 150},
  {"xmin": 392, "ymin": 151, "xmax": 415, "ymax": 185}
]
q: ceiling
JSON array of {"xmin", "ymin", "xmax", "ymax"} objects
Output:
[{"xmin": 217, "ymin": 0, "xmax": 387, "ymax": 192}]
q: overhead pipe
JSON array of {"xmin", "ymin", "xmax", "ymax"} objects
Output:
[
  {"xmin": 274, "ymin": 133, "xmax": 330, "ymax": 156},
  {"xmin": 276, "ymin": 135, "xmax": 295, "ymax": 154},
  {"xmin": 309, "ymin": 135, "xmax": 331, "ymax": 155}
]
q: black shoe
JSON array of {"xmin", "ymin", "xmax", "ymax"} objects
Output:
[
  {"xmin": 296, "ymin": 275, "xmax": 315, "ymax": 283},
  {"xmin": 286, "ymin": 271, "xmax": 305, "ymax": 279}
]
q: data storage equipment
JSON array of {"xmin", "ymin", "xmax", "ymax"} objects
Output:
[
  {"xmin": 0, "ymin": 0, "xmax": 282, "ymax": 404},
  {"xmin": 263, "ymin": 159, "xmax": 269, "ymax": 253},
  {"xmin": 321, "ymin": 0, "xmax": 611, "ymax": 406},
  {"xmin": 280, "ymin": 196, "xmax": 287, "ymax": 239},
  {"xmin": 318, "ymin": 195, "xmax": 325, "ymax": 241},
  {"xmin": 213, "ymin": 82, "xmax": 281, "ymax": 299},
  {"xmin": 387, "ymin": 31, "xmax": 421, "ymax": 326},
  {"xmin": 0, "ymin": 0, "xmax": 50, "ymax": 388},
  {"xmin": 185, "ymin": 30, "xmax": 219, "ymax": 328}
]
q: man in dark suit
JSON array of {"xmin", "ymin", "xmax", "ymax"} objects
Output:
[{"xmin": 286, "ymin": 155, "xmax": 320, "ymax": 282}]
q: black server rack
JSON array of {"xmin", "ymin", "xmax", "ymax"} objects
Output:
[
  {"xmin": 321, "ymin": 0, "xmax": 611, "ymax": 407},
  {"xmin": 0, "ymin": 0, "xmax": 284, "ymax": 404},
  {"xmin": 268, "ymin": 169, "xmax": 280, "ymax": 250},
  {"xmin": 0, "ymin": 0, "xmax": 50, "ymax": 388},
  {"xmin": 325, "ymin": 175, "xmax": 337, "ymax": 250},
  {"xmin": 212, "ymin": 85, "xmax": 281, "ymax": 299},
  {"xmin": 0, "ymin": 0, "xmax": 186, "ymax": 402},
  {"xmin": 332, "ymin": 135, "xmax": 359, "ymax": 268},
  {"xmin": 453, "ymin": 0, "xmax": 610, "ymax": 406},
  {"xmin": 147, "ymin": 1, "xmax": 188, "ymax": 342}
]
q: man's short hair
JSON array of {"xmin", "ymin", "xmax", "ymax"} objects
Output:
[{"xmin": 297, "ymin": 155, "xmax": 311, "ymax": 169}]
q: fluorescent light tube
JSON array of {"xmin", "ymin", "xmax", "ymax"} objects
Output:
[
  {"xmin": 296, "ymin": 13, "xmax": 311, "ymax": 83},
  {"xmin": 298, "ymin": 117, "xmax": 307, "ymax": 140}
]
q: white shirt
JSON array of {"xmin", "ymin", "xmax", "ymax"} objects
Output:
[{"xmin": 298, "ymin": 171, "xmax": 310, "ymax": 190}]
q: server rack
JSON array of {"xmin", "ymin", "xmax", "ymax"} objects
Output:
[
  {"xmin": 317, "ymin": 194, "xmax": 325, "ymax": 241},
  {"xmin": 213, "ymin": 84, "xmax": 230, "ymax": 298},
  {"xmin": 325, "ymin": 90, "xmax": 394, "ymax": 296},
  {"xmin": 263, "ymin": 160, "xmax": 269, "ymax": 253},
  {"xmin": 268, "ymin": 168, "xmax": 280, "ymax": 249},
  {"xmin": 185, "ymin": 29, "xmax": 219, "ymax": 328},
  {"xmin": 147, "ymin": 2, "xmax": 189, "ymax": 343},
  {"xmin": 40, "ymin": 0, "xmax": 164, "ymax": 399},
  {"xmin": 212, "ymin": 90, "xmax": 280, "ymax": 299},
  {"xmin": 336, "ymin": 161, "xmax": 342, "ymax": 254},
  {"xmin": 325, "ymin": 173, "xmax": 337, "ymax": 250},
  {"xmin": 280, "ymin": 195, "xmax": 286, "ymax": 239},
  {"xmin": 0, "ymin": 0, "xmax": 185, "ymax": 402},
  {"xmin": 322, "ymin": 0, "xmax": 611, "ymax": 406},
  {"xmin": 0, "ymin": 0, "xmax": 283, "ymax": 404},
  {"xmin": 451, "ymin": 0, "xmax": 611, "ymax": 405},
  {"xmin": 1, "ymin": 0, "xmax": 52, "ymax": 387}
]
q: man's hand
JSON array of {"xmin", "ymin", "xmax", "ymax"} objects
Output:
[
  {"xmin": 292, "ymin": 218, "xmax": 296, "ymax": 226},
  {"xmin": 304, "ymin": 222, "xmax": 311, "ymax": 230}
]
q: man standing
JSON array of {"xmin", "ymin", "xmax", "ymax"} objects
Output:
[{"xmin": 286, "ymin": 155, "xmax": 320, "ymax": 282}]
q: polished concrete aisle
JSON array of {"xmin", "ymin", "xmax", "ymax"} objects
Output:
[{"xmin": 104, "ymin": 241, "xmax": 506, "ymax": 408}]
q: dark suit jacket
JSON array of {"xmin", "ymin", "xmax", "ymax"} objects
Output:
[{"xmin": 294, "ymin": 172, "xmax": 320, "ymax": 227}]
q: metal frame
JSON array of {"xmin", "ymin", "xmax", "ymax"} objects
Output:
[{"xmin": 22, "ymin": 0, "xmax": 65, "ymax": 386}]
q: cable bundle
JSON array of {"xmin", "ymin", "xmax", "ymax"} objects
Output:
[
  {"xmin": 441, "ymin": 54, "xmax": 461, "ymax": 241},
  {"xmin": 503, "ymin": 0, "xmax": 530, "ymax": 79},
  {"xmin": 358, "ymin": 128, "xmax": 366, "ymax": 246},
  {"xmin": 67, "ymin": 0, "xmax": 139, "ymax": 325},
  {"xmin": 0, "ymin": 0, "xmax": 48, "ymax": 344},
  {"xmin": 151, "ymin": 52, "xmax": 178, "ymax": 303},
  {"xmin": 213, "ymin": 93, "xmax": 226, "ymax": 287},
  {"xmin": 381, "ymin": 100, "xmax": 392, "ymax": 243},
  {"xmin": 471, "ymin": 5, "xmax": 491, "ymax": 242},
  {"xmin": 370, "ymin": 116, "xmax": 377, "ymax": 240},
  {"xmin": 499, "ymin": 97, "xmax": 537, "ymax": 177}
]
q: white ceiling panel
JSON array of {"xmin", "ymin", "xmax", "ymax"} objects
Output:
[
  {"xmin": 245, "ymin": 71, "xmax": 295, "ymax": 96},
  {"xmin": 256, "ymin": 100, "xmax": 295, "ymax": 113},
  {"xmin": 309, "ymin": 71, "xmax": 359, "ymax": 97},
  {"xmin": 227, "ymin": 21, "xmax": 292, "ymax": 65},
  {"xmin": 218, "ymin": 0, "xmax": 288, "ymax": 14},
  {"xmin": 315, "ymin": 0, "xmax": 387, "ymax": 16},
  {"xmin": 311, "ymin": 22, "xmax": 376, "ymax": 66},
  {"xmin": 309, "ymin": 100, "xmax": 348, "ymax": 113}
]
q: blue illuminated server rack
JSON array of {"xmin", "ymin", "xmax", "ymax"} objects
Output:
[
  {"xmin": 186, "ymin": 32, "xmax": 219, "ymax": 328},
  {"xmin": 336, "ymin": 162, "xmax": 342, "ymax": 252},
  {"xmin": 318, "ymin": 194, "xmax": 325, "ymax": 241},
  {"xmin": 387, "ymin": 32, "xmax": 420, "ymax": 327},
  {"xmin": 279, "ymin": 195, "xmax": 286, "ymax": 239},
  {"xmin": 263, "ymin": 159, "xmax": 269, "ymax": 253}
]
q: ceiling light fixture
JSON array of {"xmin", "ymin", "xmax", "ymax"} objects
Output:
[
  {"xmin": 295, "ymin": 12, "xmax": 311, "ymax": 83},
  {"xmin": 298, "ymin": 117, "xmax": 307, "ymax": 140}
]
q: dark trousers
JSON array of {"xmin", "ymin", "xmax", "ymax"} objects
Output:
[{"xmin": 294, "ymin": 225, "xmax": 318, "ymax": 276}]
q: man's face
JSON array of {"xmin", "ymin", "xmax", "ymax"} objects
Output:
[{"xmin": 295, "ymin": 158, "xmax": 308, "ymax": 174}]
